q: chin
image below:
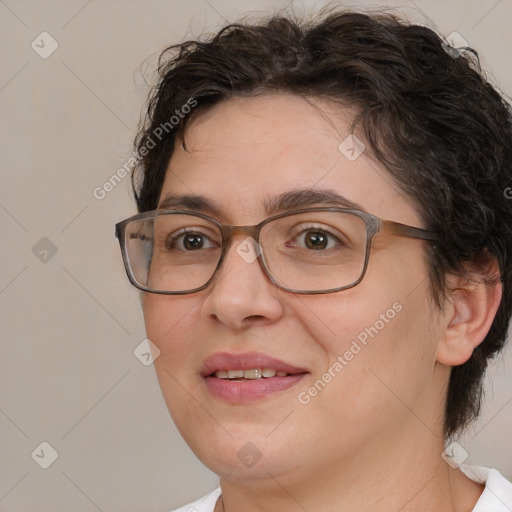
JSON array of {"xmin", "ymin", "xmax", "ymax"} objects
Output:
[{"xmin": 179, "ymin": 423, "xmax": 309, "ymax": 481}]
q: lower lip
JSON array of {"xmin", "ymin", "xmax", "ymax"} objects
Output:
[{"xmin": 205, "ymin": 374, "xmax": 306, "ymax": 403}]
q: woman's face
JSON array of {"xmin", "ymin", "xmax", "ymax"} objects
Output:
[{"xmin": 143, "ymin": 93, "xmax": 445, "ymax": 483}]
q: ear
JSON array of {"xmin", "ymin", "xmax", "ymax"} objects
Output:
[{"xmin": 436, "ymin": 255, "xmax": 502, "ymax": 366}]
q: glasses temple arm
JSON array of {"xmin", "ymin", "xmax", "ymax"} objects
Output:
[{"xmin": 380, "ymin": 220, "xmax": 438, "ymax": 241}]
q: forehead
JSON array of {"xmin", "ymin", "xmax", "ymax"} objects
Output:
[{"xmin": 161, "ymin": 94, "xmax": 421, "ymax": 226}]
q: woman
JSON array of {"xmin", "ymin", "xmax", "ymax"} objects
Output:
[{"xmin": 116, "ymin": 9, "xmax": 512, "ymax": 511}]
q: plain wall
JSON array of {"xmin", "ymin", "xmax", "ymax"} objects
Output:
[{"xmin": 1, "ymin": 0, "xmax": 511, "ymax": 510}]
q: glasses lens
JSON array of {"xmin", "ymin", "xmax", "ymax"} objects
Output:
[
  {"xmin": 121, "ymin": 210, "xmax": 368, "ymax": 294},
  {"xmin": 123, "ymin": 213, "xmax": 222, "ymax": 292},
  {"xmin": 261, "ymin": 211, "xmax": 368, "ymax": 292}
]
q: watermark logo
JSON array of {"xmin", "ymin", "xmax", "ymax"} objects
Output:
[
  {"xmin": 31, "ymin": 441, "xmax": 59, "ymax": 469},
  {"xmin": 441, "ymin": 441, "xmax": 468, "ymax": 468},
  {"xmin": 93, "ymin": 162, "xmax": 133, "ymax": 201},
  {"xmin": 338, "ymin": 134, "xmax": 366, "ymax": 162},
  {"xmin": 237, "ymin": 442, "xmax": 263, "ymax": 468},
  {"xmin": 236, "ymin": 237, "xmax": 262, "ymax": 264},
  {"xmin": 145, "ymin": 97, "xmax": 198, "ymax": 145},
  {"xmin": 443, "ymin": 31, "xmax": 468, "ymax": 58},
  {"xmin": 31, "ymin": 32, "xmax": 59, "ymax": 59},
  {"xmin": 32, "ymin": 237, "xmax": 58, "ymax": 263},
  {"xmin": 93, "ymin": 97, "xmax": 197, "ymax": 200},
  {"xmin": 134, "ymin": 338, "xmax": 161, "ymax": 366},
  {"xmin": 504, "ymin": 187, "xmax": 512, "ymax": 200}
]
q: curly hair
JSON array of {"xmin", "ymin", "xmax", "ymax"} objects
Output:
[{"xmin": 131, "ymin": 9, "xmax": 512, "ymax": 438}]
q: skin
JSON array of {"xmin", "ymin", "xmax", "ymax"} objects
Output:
[{"xmin": 142, "ymin": 93, "xmax": 501, "ymax": 511}]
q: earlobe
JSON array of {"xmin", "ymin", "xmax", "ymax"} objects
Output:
[{"xmin": 436, "ymin": 261, "xmax": 502, "ymax": 367}]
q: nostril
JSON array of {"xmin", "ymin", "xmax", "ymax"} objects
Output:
[
  {"xmin": 240, "ymin": 315, "xmax": 267, "ymax": 327},
  {"xmin": 246, "ymin": 315, "xmax": 266, "ymax": 322}
]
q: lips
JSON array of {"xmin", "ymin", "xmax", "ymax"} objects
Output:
[
  {"xmin": 202, "ymin": 351, "xmax": 308, "ymax": 377},
  {"xmin": 202, "ymin": 351, "xmax": 308, "ymax": 403}
]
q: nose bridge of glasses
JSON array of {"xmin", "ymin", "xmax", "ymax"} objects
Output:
[{"xmin": 220, "ymin": 224, "xmax": 261, "ymax": 247}]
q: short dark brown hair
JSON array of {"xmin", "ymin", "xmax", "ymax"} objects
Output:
[{"xmin": 131, "ymin": 9, "xmax": 512, "ymax": 438}]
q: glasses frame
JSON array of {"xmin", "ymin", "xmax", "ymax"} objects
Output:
[{"xmin": 115, "ymin": 207, "xmax": 438, "ymax": 295}]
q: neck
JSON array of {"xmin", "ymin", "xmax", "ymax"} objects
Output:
[{"xmin": 215, "ymin": 427, "xmax": 483, "ymax": 512}]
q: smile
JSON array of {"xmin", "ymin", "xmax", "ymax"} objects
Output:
[
  {"xmin": 202, "ymin": 352, "xmax": 308, "ymax": 403},
  {"xmin": 213, "ymin": 369, "xmax": 290, "ymax": 379}
]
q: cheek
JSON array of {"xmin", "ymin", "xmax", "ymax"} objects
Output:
[
  {"xmin": 143, "ymin": 294, "xmax": 200, "ymax": 347},
  {"xmin": 291, "ymin": 285, "xmax": 408, "ymax": 363},
  {"xmin": 296, "ymin": 254, "xmax": 438, "ymax": 407},
  {"xmin": 142, "ymin": 293, "xmax": 205, "ymax": 387},
  {"xmin": 295, "ymin": 293, "xmax": 437, "ymax": 448},
  {"xmin": 143, "ymin": 294, "xmax": 209, "ymax": 431}
]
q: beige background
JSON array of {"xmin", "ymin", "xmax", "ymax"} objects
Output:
[{"xmin": 0, "ymin": 0, "xmax": 511, "ymax": 510}]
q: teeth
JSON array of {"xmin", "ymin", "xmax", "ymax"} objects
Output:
[
  {"xmin": 244, "ymin": 369, "xmax": 262, "ymax": 379},
  {"xmin": 214, "ymin": 368, "xmax": 288, "ymax": 379}
]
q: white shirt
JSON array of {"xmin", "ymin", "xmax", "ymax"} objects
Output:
[
  {"xmin": 169, "ymin": 465, "xmax": 512, "ymax": 512},
  {"xmin": 461, "ymin": 465, "xmax": 512, "ymax": 511}
]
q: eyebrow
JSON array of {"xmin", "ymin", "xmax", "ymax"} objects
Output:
[
  {"xmin": 158, "ymin": 193, "xmax": 222, "ymax": 216},
  {"xmin": 264, "ymin": 189, "xmax": 363, "ymax": 215},
  {"xmin": 157, "ymin": 189, "xmax": 364, "ymax": 217}
]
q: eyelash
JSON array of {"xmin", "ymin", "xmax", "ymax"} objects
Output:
[
  {"xmin": 165, "ymin": 229, "xmax": 218, "ymax": 250},
  {"xmin": 288, "ymin": 225, "xmax": 343, "ymax": 248}
]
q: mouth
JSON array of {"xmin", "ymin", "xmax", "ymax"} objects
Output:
[
  {"xmin": 213, "ymin": 368, "xmax": 291, "ymax": 380},
  {"xmin": 202, "ymin": 352, "xmax": 309, "ymax": 403}
]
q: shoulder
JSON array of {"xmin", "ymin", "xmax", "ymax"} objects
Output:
[
  {"xmin": 461, "ymin": 465, "xmax": 512, "ymax": 511},
  {"xmin": 168, "ymin": 487, "xmax": 222, "ymax": 512}
]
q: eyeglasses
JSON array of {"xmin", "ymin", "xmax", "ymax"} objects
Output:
[{"xmin": 115, "ymin": 207, "xmax": 438, "ymax": 295}]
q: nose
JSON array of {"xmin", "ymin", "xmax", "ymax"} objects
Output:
[{"xmin": 200, "ymin": 236, "xmax": 285, "ymax": 330}]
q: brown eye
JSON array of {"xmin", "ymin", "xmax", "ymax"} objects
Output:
[
  {"xmin": 293, "ymin": 228, "xmax": 341, "ymax": 251},
  {"xmin": 166, "ymin": 230, "xmax": 217, "ymax": 251},
  {"xmin": 182, "ymin": 233, "xmax": 205, "ymax": 250},
  {"xmin": 304, "ymin": 231, "xmax": 329, "ymax": 250}
]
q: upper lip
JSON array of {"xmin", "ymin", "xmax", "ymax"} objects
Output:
[{"xmin": 201, "ymin": 351, "xmax": 309, "ymax": 377}]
